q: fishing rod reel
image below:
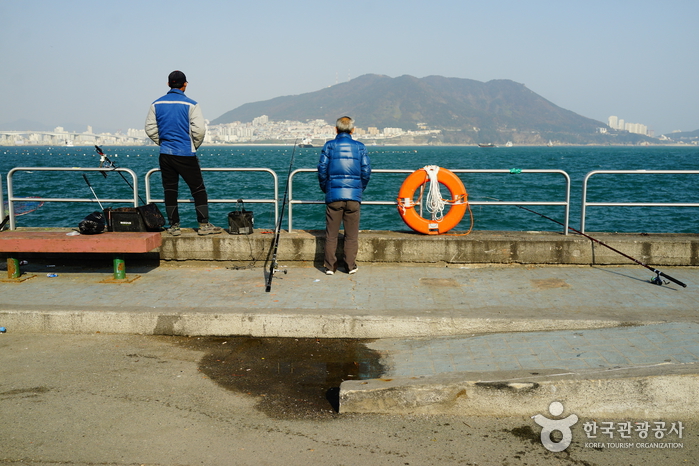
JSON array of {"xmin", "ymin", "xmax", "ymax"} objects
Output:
[
  {"xmin": 650, "ymin": 273, "xmax": 669, "ymax": 286},
  {"xmin": 95, "ymin": 145, "xmax": 116, "ymax": 176}
]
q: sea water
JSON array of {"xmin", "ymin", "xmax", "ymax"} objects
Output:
[{"xmin": 1, "ymin": 145, "xmax": 697, "ymax": 233}]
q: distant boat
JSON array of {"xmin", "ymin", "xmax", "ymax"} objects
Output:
[
  {"xmin": 65, "ymin": 141, "xmax": 74, "ymax": 147},
  {"xmin": 298, "ymin": 138, "xmax": 314, "ymax": 148},
  {"xmin": 547, "ymin": 140, "xmax": 554, "ymax": 147},
  {"xmin": 505, "ymin": 141, "xmax": 513, "ymax": 147},
  {"xmin": 478, "ymin": 143, "xmax": 496, "ymax": 148}
]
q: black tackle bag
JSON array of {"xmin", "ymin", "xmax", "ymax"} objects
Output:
[
  {"xmin": 137, "ymin": 202, "xmax": 166, "ymax": 231},
  {"xmin": 79, "ymin": 211, "xmax": 106, "ymax": 235},
  {"xmin": 228, "ymin": 199, "xmax": 254, "ymax": 235}
]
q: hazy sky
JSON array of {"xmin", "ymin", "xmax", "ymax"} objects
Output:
[{"xmin": 1, "ymin": 0, "xmax": 697, "ymax": 135}]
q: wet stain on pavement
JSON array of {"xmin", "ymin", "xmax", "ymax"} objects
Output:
[
  {"xmin": 174, "ymin": 337, "xmax": 385, "ymax": 420},
  {"xmin": 420, "ymin": 278, "xmax": 461, "ymax": 287},
  {"xmin": 506, "ymin": 425, "xmax": 540, "ymax": 445},
  {"xmin": 531, "ymin": 278, "xmax": 570, "ymax": 289}
]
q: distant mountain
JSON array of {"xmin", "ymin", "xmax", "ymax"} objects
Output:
[
  {"xmin": 212, "ymin": 74, "xmax": 652, "ymax": 145},
  {"xmin": 0, "ymin": 120, "xmax": 114, "ymax": 134},
  {"xmin": 0, "ymin": 119, "xmax": 54, "ymax": 132}
]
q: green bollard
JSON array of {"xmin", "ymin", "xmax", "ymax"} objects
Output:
[
  {"xmin": 113, "ymin": 254, "xmax": 126, "ymax": 280},
  {"xmin": 7, "ymin": 257, "xmax": 20, "ymax": 279}
]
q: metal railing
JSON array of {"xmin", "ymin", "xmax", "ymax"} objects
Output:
[
  {"xmin": 288, "ymin": 168, "xmax": 411, "ymax": 232},
  {"xmin": 6, "ymin": 167, "xmax": 139, "ymax": 230},
  {"xmin": 3, "ymin": 166, "xmax": 572, "ymax": 233},
  {"xmin": 0, "ymin": 172, "xmax": 5, "ymax": 223},
  {"xmin": 144, "ymin": 168, "xmax": 279, "ymax": 222},
  {"xmin": 288, "ymin": 168, "xmax": 571, "ymax": 233},
  {"xmin": 581, "ymin": 170, "xmax": 699, "ymax": 233}
]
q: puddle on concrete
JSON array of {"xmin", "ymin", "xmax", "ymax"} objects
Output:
[
  {"xmin": 507, "ymin": 425, "xmax": 562, "ymax": 444},
  {"xmin": 506, "ymin": 425, "xmax": 539, "ymax": 444},
  {"xmin": 173, "ymin": 337, "xmax": 385, "ymax": 420}
]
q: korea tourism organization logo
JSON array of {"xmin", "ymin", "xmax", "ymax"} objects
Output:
[
  {"xmin": 532, "ymin": 402, "xmax": 685, "ymax": 452},
  {"xmin": 532, "ymin": 402, "xmax": 579, "ymax": 452}
]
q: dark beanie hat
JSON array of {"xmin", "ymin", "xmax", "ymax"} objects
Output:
[{"xmin": 168, "ymin": 70, "xmax": 187, "ymax": 88}]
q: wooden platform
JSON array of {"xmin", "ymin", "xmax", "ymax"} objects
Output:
[
  {"xmin": 0, "ymin": 231, "xmax": 163, "ymax": 281},
  {"xmin": 0, "ymin": 231, "xmax": 162, "ymax": 253}
]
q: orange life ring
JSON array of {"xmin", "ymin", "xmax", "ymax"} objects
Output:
[{"xmin": 397, "ymin": 166, "xmax": 468, "ymax": 235}]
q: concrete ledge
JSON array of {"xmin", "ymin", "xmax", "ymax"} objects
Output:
[
  {"xmin": 0, "ymin": 309, "xmax": 646, "ymax": 338},
  {"xmin": 339, "ymin": 364, "xmax": 699, "ymax": 418},
  {"xmin": 4, "ymin": 229, "xmax": 698, "ymax": 266},
  {"xmin": 157, "ymin": 230, "xmax": 699, "ymax": 266}
]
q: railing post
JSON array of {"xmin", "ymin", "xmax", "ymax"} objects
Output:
[
  {"xmin": 288, "ymin": 173, "xmax": 293, "ymax": 233},
  {"xmin": 0, "ymin": 172, "xmax": 4, "ymax": 224},
  {"xmin": 581, "ymin": 172, "xmax": 593, "ymax": 234}
]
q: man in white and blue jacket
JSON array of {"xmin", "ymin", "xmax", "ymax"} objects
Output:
[
  {"xmin": 145, "ymin": 70, "xmax": 221, "ymax": 236},
  {"xmin": 317, "ymin": 116, "xmax": 371, "ymax": 275}
]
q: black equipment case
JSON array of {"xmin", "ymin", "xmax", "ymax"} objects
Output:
[
  {"xmin": 228, "ymin": 200, "xmax": 254, "ymax": 235},
  {"xmin": 105, "ymin": 207, "xmax": 147, "ymax": 232},
  {"xmin": 104, "ymin": 203, "xmax": 164, "ymax": 233}
]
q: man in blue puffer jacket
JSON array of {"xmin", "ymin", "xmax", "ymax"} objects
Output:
[{"xmin": 317, "ymin": 116, "xmax": 371, "ymax": 275}]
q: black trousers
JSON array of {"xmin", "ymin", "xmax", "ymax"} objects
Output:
[{"xmin": 159, "ymin": 154, "xmax": 209, "ymax": 225}]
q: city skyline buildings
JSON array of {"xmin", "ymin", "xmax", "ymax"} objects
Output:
[
  {"xmin": 608, "ymin": 116, "xmax": 650, "ymax": 137},
  {"xmin": 3, "ymin": 114, "xmax": 695, "ymax": 147},
  {"xmin": 0, "ymin": 117, "xmax": 428, "ymax": 146}
]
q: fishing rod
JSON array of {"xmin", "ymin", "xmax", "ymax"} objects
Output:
[
  {"xmin": 82, "ymin": 174, "xmax": 105, "ymax": 210},
  {"xmin": 265, "ymin": 140, "xmax": 298, "ymax": 292},
  {"xmin": 94, "ymin": 145, "xmax": 148, "ymax": 205},
  {"xmin": 486, "ymin": 197, "xmax": 687, "ymax": 288}
]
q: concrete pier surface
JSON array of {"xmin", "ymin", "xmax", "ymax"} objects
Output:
[{"xmin": 1, "ymin": 229, "xmax": 698, "ymax": 418}]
